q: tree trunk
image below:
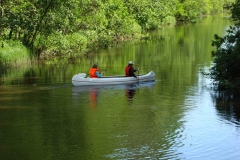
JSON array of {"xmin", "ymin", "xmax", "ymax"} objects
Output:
[
  {"xmin": 29, "ymin": 0, "xmax": 55, "ymax": 48},
  {"xmin": 9, "ymin": 29, "xmax": 12, "ymax": 39},
  {"xmin": 0, "ymin": 4, "xmax": 4, "ymax": 37}
]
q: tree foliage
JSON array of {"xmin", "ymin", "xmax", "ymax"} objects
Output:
[
  {"xmin": 0, "ymin": 0, "xmax": 234, "ymax": 58},
  {"xmin": 210, "ymin": 0, "xmax": 240, "ymax": 94}
]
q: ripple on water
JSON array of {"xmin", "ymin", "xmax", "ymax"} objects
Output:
[{"xmin": 105, "ymin": 146, "xmax": 185, "ymax": 160}]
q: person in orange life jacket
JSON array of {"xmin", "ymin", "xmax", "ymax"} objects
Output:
[
  {"xmin": 125, "ymin": 61, "xmax": 139, "ymax": 78},
  {"xmin": 89, "ymin": 64, "xmax": 103, "ymax": 78}
]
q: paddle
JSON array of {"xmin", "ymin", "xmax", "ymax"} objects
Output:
[
  {"xmin": 137, "ymin": 68, "xmax": 140, "ymax": 92},
  {"xmin": 76, "ymin": 71, "xmax": 103, "ymax": 78},
  {"xmin": 137, "ymin": 68, "xmax": 139, "ymax": 84}
]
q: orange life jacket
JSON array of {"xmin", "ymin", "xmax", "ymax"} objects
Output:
[
  {"xmin": 125, "ymin": 66, "xmax": 131, "ymax": 76},
  {"xmin": 89, "ymin": 68, "xmax": 99, "ymax": 78}
]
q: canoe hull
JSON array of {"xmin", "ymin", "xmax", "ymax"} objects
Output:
[{"xmin": 72, "ymin": 71, "xmax": 155, "ymax": 86}]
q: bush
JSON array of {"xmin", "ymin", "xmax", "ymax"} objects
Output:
[
  {"xmin": 210, "ymin": 26, "xmax": 240, "ymax": 93},
  {"xmin": 40, "ymin": 32, "xmax": 88, "ymax": 55},
  {"xmin": 209, "ymin": 0, "xmax": 240, "ymax": 94}
]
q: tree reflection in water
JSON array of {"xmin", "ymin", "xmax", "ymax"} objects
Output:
[{"xmin": 214, "ymin": 95, "xmax": 240, "ymax": 124}]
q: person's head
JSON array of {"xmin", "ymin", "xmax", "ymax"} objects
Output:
[
  {"xmin": 92, "ymin": 64, "xmax": 98, "ymax": 68},
  {"xmin": 128, "ymin": 61, "xmax": 134, "ymax": 66}
]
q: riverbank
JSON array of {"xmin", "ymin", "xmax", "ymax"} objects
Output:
[
  {"xmin": 0, "ymin": 31, "xmax": 149, "ymax": 68},
  {"xmin": 0, "ymin": 14, "xmax": 231, "ymax": 69},
  {"xmin": 1, "ymin": 0, "xmax": 233, "ymax": 68}
]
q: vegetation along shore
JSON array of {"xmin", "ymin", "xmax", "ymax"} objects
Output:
[{"xmin": 0, "ymin": 0, "xmax": 235, "ymax": 65}]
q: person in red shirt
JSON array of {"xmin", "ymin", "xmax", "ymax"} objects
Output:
[
  {"xmin": 89, "ymin": 64, "xmax": 103, "ymax": 78},
  {"xmin": 125, "ymin": 61, "xmax": 138, "ymax": 78}
]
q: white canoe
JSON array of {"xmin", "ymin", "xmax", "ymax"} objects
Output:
[{"xmin": 72, "ymin": 71, "xmax": 155, "ymax": 86}]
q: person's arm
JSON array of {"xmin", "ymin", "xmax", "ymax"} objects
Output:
[
  {"xmin": 133, "ymin": 67, "xmax": 139, "ymax": 72},
  {"xmin": 129, "ymin": 68, "xmax": 137, "ymax": 78},
  {"xmin": 95, "ymin": 71, "xmax": 102, "ymax": 78}
]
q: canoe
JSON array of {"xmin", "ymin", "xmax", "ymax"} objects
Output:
[{"xmin": 72, "ymin": 71, "xmax": 155, "ymax": 86}]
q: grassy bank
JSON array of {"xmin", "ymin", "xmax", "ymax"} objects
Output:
[{"xmin": 0, "ymin": 40, "xmax": 33, "ymax": 67}]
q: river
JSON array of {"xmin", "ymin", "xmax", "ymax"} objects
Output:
[{"xmin": 0, "ymin": 15, "xmax": 239, "ymax": 160}]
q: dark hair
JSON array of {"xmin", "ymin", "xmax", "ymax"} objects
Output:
[{"xmin": 92, "ymin": 64, "xmax": 98, "ymax": 68}]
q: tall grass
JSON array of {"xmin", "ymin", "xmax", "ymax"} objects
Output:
[{"xmin": 0, "ymin": 40, "xmax": 33, "ymax": 67}]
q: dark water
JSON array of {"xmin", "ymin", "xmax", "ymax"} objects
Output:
[{"xmin": 0, "ymin": 15, "xmax": 240, "ymax": 160}]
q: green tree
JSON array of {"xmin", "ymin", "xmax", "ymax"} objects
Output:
[
  {"xmin": 0, "ymin": 0, "xmax": 236, "ymax": 60},
  {"xmin": 210, "ymin": 0, "xmax": 240, "ymax": 94},
  {"xmin": 175, "ymin": 0, "xmax": 201, "ymax": 21},
  {"xmin": 0, "ymin": 0, "xmax": 79, "ymax": 46}
]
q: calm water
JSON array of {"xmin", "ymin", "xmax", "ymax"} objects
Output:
[{"xmin": 0, "ymin": 15, "xmax": 240, "ymax": 160}]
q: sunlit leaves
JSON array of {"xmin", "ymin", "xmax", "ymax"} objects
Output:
[{"xmin": 0, "ymin": 0, "xmax": 235, "ymax": 57}]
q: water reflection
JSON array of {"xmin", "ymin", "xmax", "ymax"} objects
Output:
[
  {"xmin": 72, "ymin": 82, "xmax": 155, "ymax": 108},
  {"xmin": 72, "ymin": 82, "xmax": 155, "ymax": 94},
  {"xmin": 89, "ymin": 88, "xmax": 99, "ymax": 109},
  {"xmin": 72, "ymin": 85, "xmax": 104, "ymax": 109},
  {"xmin": 125, "ymin": 84, "xmax": 137, "ymax": 106},
  {"xmin": 214, "ymin": 96, "xmax": 240, "ymax": 125}
]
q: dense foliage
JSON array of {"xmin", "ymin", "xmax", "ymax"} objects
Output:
[
  {"xmin": 0, "ymin": 0, "xmax": 234, "ymax": 59},
  {"xmin": 210, "ymin": 0, "xmax": 240, "ymax": 94}
]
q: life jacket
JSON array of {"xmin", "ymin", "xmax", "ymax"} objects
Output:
[
  {"xmin": 125, "ymin": 65, "xmax": 131, "ymax": 76},
  {"xmin": 89, "ymin": 68, "xmax": 99, "ymax": 78}
]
